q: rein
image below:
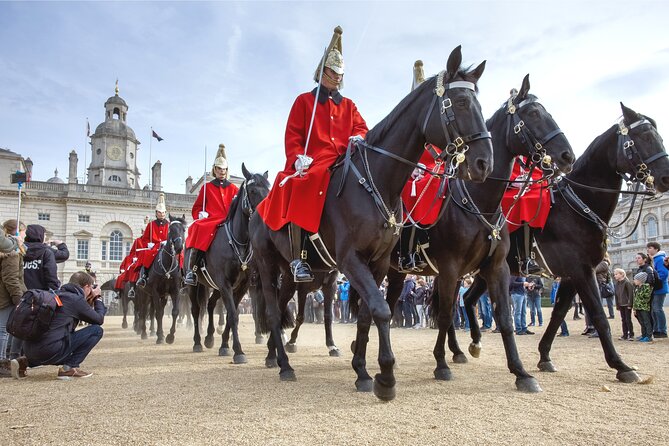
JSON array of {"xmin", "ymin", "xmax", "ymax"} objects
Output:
[
  {"xmin": 157, "ymin": 221, "xmax": 184, "ymax": 279},
  {"xmin": 223, "ymin": 179, "xmax": 256, "ymax": 270}
]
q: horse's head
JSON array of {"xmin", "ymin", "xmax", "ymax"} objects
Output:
[
  {"xmin": 613, "ymin": 103, "xmax": 669, "ymax": 193},
  {"xmin": 502, "ymin": 74, "xmax": 575, "ymax": 175},
  {"xmin": 241, "ymin": 163, "xmax": 271, "ymax": 216},
  {"xmin": 420, "ymin": 46, "xmax": 493, "ymax": 182},
  {"xmin": 168, "ymin": 214, "xmax": 187, "ymax": 253}
]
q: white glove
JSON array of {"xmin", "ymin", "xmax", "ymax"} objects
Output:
[
  {"xmin": 147, "ymin": 242, "xmax": 155, "ymax": 249},
  {"xmin": 294, "ymin": 154, "xmax": 313, "ymax": 176},
  {"xmin": 349, "ymin": 135, "xmax": 364, "ymax": 144},
  {"xmin": 198, "ymin": 211, "xmax": 209, "ymax": 219},
  {"xmin": 132, "ymin": 257, "xmax": 138, "ymax": 262},
  {"xmin": 160, "ymin": 240, "xmax": 167, "ymax": 246}
]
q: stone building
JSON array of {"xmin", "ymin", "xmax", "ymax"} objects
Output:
[{"xmin": 0, "ymin": 87, "xmax": 241, "ymax": 287}]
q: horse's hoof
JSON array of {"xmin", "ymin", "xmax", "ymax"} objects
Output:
[
  {"xmin": 233, "ymin": 354, "xmax": 248, "ymax": 364},
  {"xmin": 355, "ymin": 379, "xmax": 373, "ymax": 392},
  {"xmin": 452, "ymin": 353, "xmax": 468, "ymax": 364},
  {"xmin": 216, "ymin": 325, "xmax": 224, "ymax": 335},
  {"xmin": 265, "ymin": 358, "xmax": 278, "ymax": 368},
  {"xmin": 329, "ymin": 348, "xmax": 341, "ymax": 357},
  {"xmin": 165, "ymin": 334, "xmax": 175, "ymax": 344},
  {"xmin": 219, "ymin": 347, "xmax": 230, "ymax": 357},
  {"xmin": 468, "ymin": 342, "xmax": 481, "ymax": 359},
  {"xmin": 122, "ymin": 321, "xmax": 128, "ymax": 329},
  {"xmin": 350, "ymin": 340, "xmax": 357, "ymax": 353},
  {"xmin": 156, "ymin": 337, "xmax": 164, "ymax": 345},
  {"xmin": 373, "ymin": 379, "xmax": 396, "ymax": 402},
  {"xmin": 285, "ymin": 343, "xmax": 297, "ymax": 353},
  {"xmin": 255, "ymin": 336, "xmax": 265, "ymax": 345},
  {"xmin": 193, "ymin": 345, "xmax": 203, "ymax": 353},
  {"xmin": 141, "ymin": 333, "xmax": 148, "ymax": 340},
  {"xmin": 434, "ymin": 367, "xmax": 453, "ymax": 381},
  {"xmin": 516, "ymin": 376, "xmax": 543, "ymax": 393},
  {"xmin": 279, "ymin": 370, "xmax": 297, "ymax": 381},
  {"xmin": 617, "ymin": 370, "xmax": 641, "ymax": 383},
  {"xmin": 150, "ymin": 331, "xmax": 155, "ymax": 337},
  {"xmin": 537, "ymin": 361, "xmax": 557, "ymax": 373},
  {"xmin": 204, "ymin": 336, "xmax": 214, "ymax": 349}
]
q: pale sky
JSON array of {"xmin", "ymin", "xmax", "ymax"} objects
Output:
[{"xmin": 1, "ymin": 0, "xmax": 668, "ymax": 193}]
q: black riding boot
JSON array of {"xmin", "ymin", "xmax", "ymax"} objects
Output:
[
  {"xmin": 136, "ymin": 266, "xmax": 147, "ymax": 288},
  {"xmin": 289, "ymin": 224, "xmax": 313, "ymax": 282},
  {"xmin": 183, "ymin": 249, "xmax": 199, "ymax": 286},
  {"xmin": 519, "ymin": 225, "xmax": 541, "ymax": 275}
]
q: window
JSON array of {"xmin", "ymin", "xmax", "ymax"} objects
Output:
[
  {"xmin": 78, "ymin": 215, "xmax": 90, "ymax": 223},
  {"xmin": 38, "ymin": 213, "xmax": 50, "ymax": 221},
  {"xmin": 108, "ymin": 175, "xmax": 121, "ymax": 182},
  {"xmin": 109, "ymin": 230, "xmax": 123, "ymax": 261},
  {"xmin": 77, "ymin": 240, "xmax": 89, "ymax": 260},
  {"xmin": 125, "ymin": 241, "xmax": 131, "ymax": 256},
  {"xmin": 647, "ymin": 216, "xmax": 658, "ymax": 238},
  {"xmin": 101, "ymin": 240, "xmax": 107, "ymax": 261}
]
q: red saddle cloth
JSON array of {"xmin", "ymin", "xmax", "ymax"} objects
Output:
[
  {"xmin": 401, "ymin": 146, "xmax": 448, "ymax": 226},
  {"xmin": 500, "ymin": 159, "xmax": 551, "ymax": 233}
]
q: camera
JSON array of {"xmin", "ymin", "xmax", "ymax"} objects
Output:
[{"xmin": 10, "ymin": 172, "xmax": 28, "ymax": 184}]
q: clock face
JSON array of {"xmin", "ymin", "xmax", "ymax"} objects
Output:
[{"xmin": 107, "ymin": 146, "xmax": 123, "ymax": 161}]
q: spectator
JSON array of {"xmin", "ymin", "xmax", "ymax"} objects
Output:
[
  {"xmin": 456, "ymin": 276, "xmax": 473, "ymax": 332},
  {"xmin": 550, "ymin": 277, "xmax": 569, "ymax": 336},
  {"xmin": 337, "ymin": 277, "xmax": 350, "ymax": 324},
  {"xmin": 510, "ymin": 274, "xmax": 533, "ymax": 335},
  {"xmin": 311, "ymin": 289, "xmax": 325, "ymax": 324},
  {"xmin": 646, "ymin": 242, "xmax": 668, "ymax": 338},
  {"xmin": 526, "ymin": 275, "xmax": 544, "ymax": 327},
  {"xmin": 632, "ymin": 271, "xmax": 653, "ymax": 343},
  {"xmin": 613, "ymin": 268, "xmax": 634, "ymax": 341},
  {"xmin": 0, "ymin": 229, "xmax": 24, "ymax": 377},
  {"xmin": 400, "ymin": 275, "xmax": 416, "ymax": 328},
  {"xmin": 596, "ymin": 254, "xmax": 615, "ymax": 319},
  {"xmin": 10, "ymin": 271, "xmax": 106, "ymax": 380},
  {"xmin": 413, "ymin": 277, "xmax": 428, "ymax": 329},
  {"xmin": 478, "ymin": 290, "xmax": 493, "ymax": 331},
  {"xmin": 49, "ymin": 238, "xmax": 70, "ymax": 264}
]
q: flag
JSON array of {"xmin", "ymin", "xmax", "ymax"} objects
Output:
[
  {"xmin": 86, "ymin": 119, "xmax": 90, "ymax": 137},
  {"xmin": 152, "ymin": 130, "xmax": 163, "ymax": 142}
]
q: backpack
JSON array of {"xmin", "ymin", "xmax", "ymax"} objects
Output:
[
  {"xmin": 7, "ymin": 289, "xmax": 62, "ymax": 341},
  {"xmin": 651, "ymin": 267, "xmax": 662, "ymax": 292}
]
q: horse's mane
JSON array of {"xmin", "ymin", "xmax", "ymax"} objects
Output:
[
  {"xmin": 225, "ymin": 183, "xmax": 244, "ymax": 222},
  {"xmin": 570, "ymin": 124, "xmax": 618, "ymax": 174},
  {"xmin": 366, "ymin": 66, "xmax": 481, "ymax": 145}
]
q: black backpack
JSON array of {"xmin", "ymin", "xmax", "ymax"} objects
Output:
[
  {"xmin": 651, "ymin": 267, "xmax": 663, "ymax": 292},
  {"xmin": 7, "ymin": 289, "xmax": 62, "ymax": 341}
]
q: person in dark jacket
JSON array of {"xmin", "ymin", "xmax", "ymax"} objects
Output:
[
  {"xmin": 0, "ymin": 229, "xmax": 24, "ymax": 376},
  {"xmin": 10, "ymin": 271, "xmax": 105, "ymax": 380},
  {"xmin": 613, "ymin": 268, "xmax": 634, "ymax": 340},
  {"xmin": 49, "ymin": 238, "xmax": 70, "ymax": 264},
  {"xmin": 23, "ymin": 224, "xmax": 61, "ymax": 291}
]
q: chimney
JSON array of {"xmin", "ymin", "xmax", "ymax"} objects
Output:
[
  {"xmin": 185, "ymin": 175, "xmax": 193, "ymax": 194},
  {"xmin": 24, "ymin": 157, "xmax": 33, "ymax": 178},
  {"xmin": 68, "ymin": 150, "xmax": 78, "ymax": 184},
  {"xmin": 151, "ymin": 160, "xmax": 162, "ymax": 191}
]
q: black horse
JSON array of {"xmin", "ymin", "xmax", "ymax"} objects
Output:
[
  {"xmin": 136, "ymin": 215, "xmax": 186, "ymax": 344},
  {"xmin": 357, "ymin": 74, "xmax": 575, "ymax": 392},
  {"xmin": 251, "ymin": 46, "xmax": 493, "ymax": 401},
  {"xmin": 187, "ymin": 165, "xmax": 270, "ymax": 363}
]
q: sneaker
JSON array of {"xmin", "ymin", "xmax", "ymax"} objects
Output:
[
  {"xmin": 654, "ymin": 332, "xmax": 668, "ymax": 338},
  {"xmin": 57, "ymin": 367, "xmax": 93, "ymax": 380},
  {"xmin": 588, "ymin": 332, "xmax": 600, "ymax": 338},
  {"xmin": 491, "ymin": 328, "xmax": 500, "ymax": 333},
  {"xmin": 619, "ymin": 335, "xmax": 628, "ymax": 341},
  {"xmin": 524, "ymin": 329, "xmax": 535, "ymax": 335},
  {"xmin": 638, "ymin": 337, "xmax": 651, "ymax": 343},
  {"xmin": 10, "ymin": 356, "xmax": 28, "ymax": 379},
  {"xmin": 573, "ymin": 316, "xmax": 581, "ymax": 320},
  {"xmin": 558, "ymin": 332, "xmax": 570, "ymax": 337}
]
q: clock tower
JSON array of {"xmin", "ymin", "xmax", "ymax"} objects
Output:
[{"xmin": 88, "ymin": 82, "xmax": 141, "ymax": 188}]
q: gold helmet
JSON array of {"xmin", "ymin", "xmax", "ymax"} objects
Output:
[
  {"xmin": 212, "ymin": 144, "xmax": 229, "ymax": 179},
  {"xmin": 412, "ymin": 60, "xmax": 425, "ymax": 91},
  {"xmin": 155, "ymin": 192, "xmax": 167, "ymax": 213},
  {"xmin": 314, "ymin": 26, "xmax": 344, "ymax": 88}
]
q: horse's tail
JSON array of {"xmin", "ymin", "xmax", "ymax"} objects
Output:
[
  {"xmin": 349, "ymin": 287, "xmax": 360, "ymax": 319},
  {"xmin": 429, "ymin": 284, "xmax": 440, "ymax": 324},
  {"xmin": 281, "ymin": 302, "xmax": 295, "ymax": 330},
  {"xmin": 249, "ymin": 279, "xmax": 270, "ymax": 334}
]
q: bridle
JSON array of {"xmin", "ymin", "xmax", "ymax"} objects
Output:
[
  {"xmin": 224, "ymin": 178, "xmax": 262, "ymax": 271},
  {"xmin": 157, "ymin": 220, "xmax": 184, "ymax": 279},
  {"xmin": 617, "ymin": 117, "xmax": 666, "ymax": 190}
]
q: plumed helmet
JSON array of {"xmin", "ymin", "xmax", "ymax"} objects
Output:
[
  {"xmin": 412, "ymin": 60, "xmax": 425, "ymax": 91},
  {"xmin": 155, "ymin": 192, "xmax": 167, "ymax": 213},
  {"xmin": 314, "ymin": 26, "xmax": 344, "ymax": 88},
  {"xmin": 211, "ymin": 144, "xmax": 229, "ymax": 178}
]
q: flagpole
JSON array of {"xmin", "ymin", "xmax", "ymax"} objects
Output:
[
  {"xmin": 84, "ymin": 118, "xmax": 89, "ymax": 183},
  {"xmin": 149, "ymin": 127, "xmax": 154, "ymax": 242},
  {"xmin": 202, "ymin": 145, "xmax": 207, "ymax": 214}
]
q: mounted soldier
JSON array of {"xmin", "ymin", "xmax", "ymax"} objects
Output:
[
  {"xmin": 256, "ymin": 25, "xmax": 368, "ymax": 282},
  {"xmin": 136, "ymin": 193, "xmax": 170, "ymax": 287},
  {"xmin": 183, "ymin": 144, "xmax": 239, "ymax": 286}
]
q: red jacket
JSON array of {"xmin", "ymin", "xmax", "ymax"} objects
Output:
[
  {"xmin": 402, "ymin": 145, "xmax": 447, "ymax": 225},
  {"xmin": 135, "ymin": 219, "xmax": 169, "ymax": 268},
  {"xmin": 501, "ymin": 157, "xmax": 550, "ymax": 233},
  {"xmin": 257, "ymin": 88, "xmax": 368, "ymax": 233},
  {"xmin": 186, "ymin": 179, "xmax": 239, "ymax": 251}
]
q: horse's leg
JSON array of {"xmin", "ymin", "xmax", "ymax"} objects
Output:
[
  {"xmin": 154, "ymin": 292, "xmax": 166, "ymax": 344},
  {"xmin": 204, "ymin": 291, "xmax": 218, "ymax": 349},
  {"xmin": 265, "ymin": 331, "xmax": 277, "ymax": 368},
  {"xmin": 137, "ymin": 289, "xmax": 148, "ymax": 340},
  {"xmin": 577, "ymin": 271, "xmax": 640, "ymax": 383},
  {"xmin": 121, "ymin": 290, "xmax": 129, "ymax": 329},
  {"xmin": 459, "ymin": 277, "xmax": 489, "ymax": 362},
  {"xmin": 432, "ymin": 273, "xmax": 460, "ymax": 381},
  {"xmin": 149, "ymin": 298, "xmax": 156, "ymax": 337},
  {"xmin": 483, "ymin": 261, "xmax": 541, "ymax": 392},
  {"xmin": 190, "ymin": 285, "xmax": 204, "ymax": 352},
  {"xmin": 218, "ymin": 286, "xmax": 246, "ymax": 363},
  {"xmin": 216, "ymin": 299, "xmax": 225, "ymax": 335},
  {"xmin": 537, "ymin": 277, "xmax": 576, "ymax": 372},
  {"xmin": 323, "ymin": 274, "xmax": 340, "ymax": 356},
  {"xmin": 350, "ymin": 298, "xmax": 373, "ymax": 392},
  {"xmin": 166, "ymin": 285, "xmax": 179, "ymax": 344},
  {"xmin": 342, "ymin": 257, "xmax": 394, "ymax": 401},
  {"xmin": 286, "ymin": 285, "xmax": 306, "ymax": 353}
]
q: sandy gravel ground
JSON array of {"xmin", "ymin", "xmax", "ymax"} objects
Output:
[{"xmin": 1, "ymin": 314, "xmax": 668, "ymax": 445}]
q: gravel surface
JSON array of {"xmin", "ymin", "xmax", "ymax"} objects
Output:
[{"xmin": 1, "ymin": 314, "xmax": 667, "ymax": 445}]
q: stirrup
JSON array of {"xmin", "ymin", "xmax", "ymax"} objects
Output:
[
  {"xmin": 290, "ymin": 260, "xmax": 314, "ymax": 283},
  {"xmin": 398, "ymin": 257, "xmax": 415, "ymax": 273},
  {"xmin": 136, "ymin": 277, "xmax": 147, "ymax": 288},
  {"xmin": 127, "ymin": 288, "xmax": 135, "ymax": 299},
  {"xmin": 184, "ymin": 271, "xmax": 198, "ymax": 286},
  {"xmin": 521, "ymin": 258, "xmax": 541, "ymax": 275}
]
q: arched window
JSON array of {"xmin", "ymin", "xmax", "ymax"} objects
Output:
[
  {"xmin": 646, "ymin": 215, "xmax": 658, "ymax": 239},
  {"xmin": 109, "ymin": 230, "xmax": 123, "ymax": 261}
]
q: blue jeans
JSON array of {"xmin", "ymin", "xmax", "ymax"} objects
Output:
[
  {"xmin": 0, "ymin": 306, "xmax": 12, "ymax": 360},
  {"xmin": 528, "ymin": 294, "xmax": 543, "ymax": 326},
  {"xmin": 53, "ymin": 325, "xmax": 104, "ymax": 368},
  {"xmin": 651, "ymin": 293, "xmax": 667, "ymax": 334},
  {"xmin": 478, "ymin": 293, "xmax": 493, "ymax": 329},
  {"xmin": 511, "ymin": 293, "xmax": 527, "ymax": 333},
  {"xmin": 340, "ymin": 300, "xmax": 349, "ymax": 323}
]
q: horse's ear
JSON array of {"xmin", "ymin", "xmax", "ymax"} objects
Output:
[
  {"xmin": 263, "ymin": 170, "xmax": 269, "ymax": 179},
  {"xmin": 470, "ymin": 60, "xmax": 486, "ymax": 83},
  {"xmin": 446, "ymin": 45, "xmax": 463, "ymax": 78},
  {"xmin": 182, "ymin": 214, "xmax": 185, "ymax": 220},
  {"xmin": 518, "ymin": 74, "xmax": 530, "ymax": 99},
  {"xmin": 242, "ymin": 163, "xmax": 251, "ymax": 180},
  {"xmin": 620, "ymin": 102, "xmax": 639, "ymax": 125}
]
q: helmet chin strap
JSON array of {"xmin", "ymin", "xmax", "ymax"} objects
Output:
[{"xmin": 322, "ymin": 70, "xmax": 342, "ymax": 87}]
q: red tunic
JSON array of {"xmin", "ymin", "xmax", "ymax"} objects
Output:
[
  {"xmin": 186, "ymin": 179, "xmax": 239, "ymax": 251},
  {"xmin": 114, "ymin": 239, "xmax": 141, "ymax": 289},
  {"xmin": 501, "ymin": 157, "xmax": 551, "ymax": 233},
  {"xmin": 257, "ymin": 89, "xmax": 368, "ymax": 233},
  {"xmin": 401, "ymin": 145, "xmax": 448, "ymax": 225},
  {"xmin": 135, "ymin": 219, "xmax": 170, "ymax": 268}
]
